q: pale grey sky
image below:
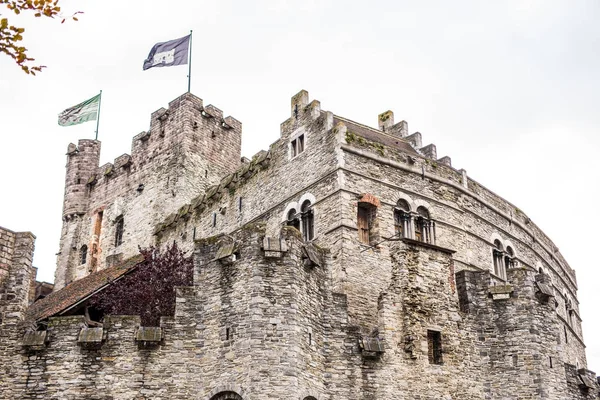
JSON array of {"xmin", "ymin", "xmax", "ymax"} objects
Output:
[{"xmin": 1, "ymin": 0, "xmax": 599, "ymax": 372}]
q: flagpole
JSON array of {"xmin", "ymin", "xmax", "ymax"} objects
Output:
[
  {"xmin": 187, "ymin": 30, "xmax": 193, "ymax": 93},
  {"xmin": 95, "ymin": 90, "xmax": 102, "ymax": 140}
]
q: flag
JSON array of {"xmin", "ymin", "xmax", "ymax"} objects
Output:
[
  {"xmin": 58, "ymin": 94, "xmax": 101, "ymax": 127},
  {"xmin": 143, "ymin": 34, "xmax": 190, "ymax": 70}
]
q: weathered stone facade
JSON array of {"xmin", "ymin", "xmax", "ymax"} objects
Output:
[{"xmin": 0, "ymin": 90, "xmax": 597, "ymax": 399}]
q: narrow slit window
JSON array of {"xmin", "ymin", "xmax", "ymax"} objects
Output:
[
  {"xmin": 212, "ymin": 212, "xmax": 217, "ymax": 227},
  {"xmin": 427, "ymin": 330, "xmax": 443, "ymax": 365},
  {"xmin": 114, "ymin": 216, "xmax": 124, "ymax": 247},
  {"xmin": 80, "ymin": 245, "xmax": 88, "ymax": 265},
  {"xmin": 357, "ymin": 205, "xmax": 370, "ymax": 244}
]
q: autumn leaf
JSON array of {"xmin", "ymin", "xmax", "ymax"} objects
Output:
[{"xmin": 0, "ymin": 0, "xmax": 82, "ymax": 74}]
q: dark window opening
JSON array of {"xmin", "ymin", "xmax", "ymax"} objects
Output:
[
  {"xmin": 415, "ymin": 206, "xmax": 434, "ymax": 244},
  {"xmin": 286, "ymin": 208, "xmax": 300, "ymax": 231},
  {"xmin": 192, "ymin": 227, "xmax": 196, "ymax": 240},
  {"xmin": 308, "ymin": 332, "xmax": 312, "ymax": 345},
  {"xmin": 238, "ymin": 197, "xmax": 243, "ymax": 212},
  {"xmin": 291, "ymin": 134, "xmax": 305, "ymax": 157},
  {"xmin": 80, "ymin": 245, "xmax": 88, "ymax": 265},
  {"xmin": 564, "ymin": 326, "xmax": 568, "ymax": 343},
  {"xmin": 114, "ymin": 216, "xmax": 124, "ymax": 247},
  {"xmin": 394, "ymin": 199, "xmax": 411, "ymax": 238},
  {"xmin": 492, "ymin": 239, "xmax": 506, "ymax": 280},
  {"xmin": 427, "ymin": 330, "xmax": 443, "ymax": 365},
  {"xmin": 549, "ymin": 356, "xmax": 553, "ymax": 368},
  {"xmin": 212, "ymin": 212, "xmax": 217, "ymax": 227},
  {"xmin": 505, "ymin": 246, "xmax": 515, "ymax": 270},
  {"xmin": 226, "ymin": 327, "xmax": 231, "ymax": 340},
  {"xmin": 301, "ymin": 200, "xmax": 314, "ymax": 241}
]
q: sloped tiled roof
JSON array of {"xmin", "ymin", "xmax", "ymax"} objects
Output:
[
  {"xmin": 334, "ymin": 116, "xmax": 418, "ymax": 156},
  {"xmin": 25, "ymin": 255, "xmax": 144, "ymax": 323}
]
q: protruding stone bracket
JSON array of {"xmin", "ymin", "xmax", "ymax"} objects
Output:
[
  {"xmin": 578, "ymin": 369, "xmax": 597, "ymax": 391},
  {"xmin": 213, "ymin": 240, "xmax": 238, "ymax": 264},
  {"xmin": 78, "ymin": 327, "xmax": 105, "ymax": 349},
  {"xmin": 262, "ymin": 236, "xmax": 288, "ymax": 258},
  {"xmin": 535, "ymin": 281, "xmax": 554, "ymax": 302},
  {"xmin": 22, "ymin": 331, "xmax": 48, "ymax": 348},
  {"xmin": 302, "ymin": 243, "xmax": 323, "ymax": 267},
  {"xmin": 489, "ymin": 285, "xmax": 513, "ymax": 301},
  {"xmin": 135, "ymin": 326, "xmax": 162, "ymax": 348},
  {"xmin": 359, "ymin": 336, "xmax": 385, "ymax": 358}
]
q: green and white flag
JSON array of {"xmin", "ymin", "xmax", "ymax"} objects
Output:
[{"xmin": 58, "ymin": 94, "xmax": 101, "ymax": 127}]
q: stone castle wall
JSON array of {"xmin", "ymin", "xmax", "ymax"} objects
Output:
[{"xmin": 12, "ymin": 89, "xmax": 593, "ymax": 399}]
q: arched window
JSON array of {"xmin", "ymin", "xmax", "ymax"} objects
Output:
[
  {"xmin": 492, "ymin": 240, "xmax": 506, "ymax": 279},
  {"xmin": 286, "ymin": 208, "xmax": 300, "ymax": 231},
  {"xmin": 414, "ymin": 206, "xmax": 434, "ymax": 244},
  {"xmin": 114, "ymin": 216, "xmax": 124, "ymax": 247},
  {"xmin": 80, "ymin": 245, "xmax": 88, "ymax": 265},
  {"xmin": 210, "ymin": 392, "xmax": 243, "ymax": 400},
  {"xmin": 394, "ymin": 199, "xmax": 411, "ymax": 238},
  {"xmin": 303, "ymin": 397, "xmax": 318, "ymax": 400},
  {"xmin": 301, "ymin": 200, "xmax": 314, "ymax": 241},
  {"xmin": 565, "ymin": 294, "xmax": 573, "ymax": 326},
  {"xmin": 504, "ymin": 246, "xmax": 515, "ymax": 270}
]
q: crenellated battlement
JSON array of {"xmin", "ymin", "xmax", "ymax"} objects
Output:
[{"xmin": 55, "ymin": 92, "xmax": 243, "ymax": 289}]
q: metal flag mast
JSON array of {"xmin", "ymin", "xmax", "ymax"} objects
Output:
[
  {"xmin": 95, "ymin": 90, "xmax": 103, "ymax": 140},
  {"xmin": 187, "ymin": 30, "xmax": 193, "ymax": 93}
]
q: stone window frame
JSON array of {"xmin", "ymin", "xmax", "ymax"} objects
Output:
[
  {"xmin": 391, "ymin": 194, "xmax": 436, "ymax": 245},
  {"xmin": 427, "ymin": 329, "xmax": 443, "ymax": 365},
  {"xmin": 80, "ymin": 244, "xmax": 88, "ymax": 265},
  {"xmin": 301, "ymin": 200, "xmax": 314, "ymax": 241},
  {"xmin": 414, "ymin": 206, "xmax": 435, "ymax": 244},
  {"xmin": 282, "ymin": 193, "xmax": 317, "ymax": 241},
  {"xmin": 289, "ymin": 128, "xmax": 307, "ymax": 160},
  {"xmin": 489, "ymin": 234, "xmax": 518, "ymax": 281},
  {"xmin": 114, "ymin": 216, "xmax": 124, "ymax": 247},
  {"xmin": 394, "ymin": 199, "xmax": 412, "ymax": 239}
]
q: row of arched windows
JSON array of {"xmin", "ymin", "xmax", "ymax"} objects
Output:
[
  {"xmin": 491, "ymin": 239, "xmax": 515, "ymax": 280},
  {"xmin": 393, "ymin": 199, "xmax": 435, "ymax": 244},
  {"xmin": 285, "ymin": 196, "xmax": 315, "ymax": 242}
]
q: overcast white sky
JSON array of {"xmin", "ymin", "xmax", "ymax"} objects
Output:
[{"xmin": 1, "ymin": 0, "xmax": 598, "ymax": 372}]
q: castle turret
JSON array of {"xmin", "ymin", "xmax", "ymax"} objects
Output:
[
  {"xmin": 62, "ymin": 140, "xmax": 101, "ymax": 218},
  {"xmin": 54, "ymin": 93, "xmax": 243, "ymax": 289},
  {"xmin": 54, "ymin": 140, "xmax": 101, "ymax": 290}
]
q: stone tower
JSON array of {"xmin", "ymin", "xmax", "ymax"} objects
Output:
[{"xmin": 54, "ymin": 93, "xmax": 242, "ymax": 290}]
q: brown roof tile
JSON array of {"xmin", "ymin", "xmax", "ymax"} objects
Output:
[
  {"xmin": 25, "ymin": 255, "xmax": 144, "ymax": 323},
  {"xmin": 334, "ymin": 116, "xmax": 418, "ymax": 155}
]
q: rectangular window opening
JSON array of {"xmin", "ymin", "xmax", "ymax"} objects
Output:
[
  {"xmin": 226, "ymin": 327, "xmax": 231, "ymax": 341},
  {"xmin": 357, "ymin": 204, "xmax": 378, "ymax": 245},
  {"xmin": 291, "ymin": 134, "xmax": 305, "ymax": 158},
  {"xmin": 114, "ymin": 216, "xmax": 124, "ymax": 247},
  {"xmin": 427, "ymin": 330, "xmax": 443, "ymax": 365}
]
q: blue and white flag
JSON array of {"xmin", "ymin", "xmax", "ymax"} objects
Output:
[{"xmin": 143, "ymin": 35, "xmax": 190, "ymax": 70}]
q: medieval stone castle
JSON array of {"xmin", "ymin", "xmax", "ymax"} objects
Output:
[{"xmin": 0, "ymin": 90, "xmax": 598, "ymax": 399}]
